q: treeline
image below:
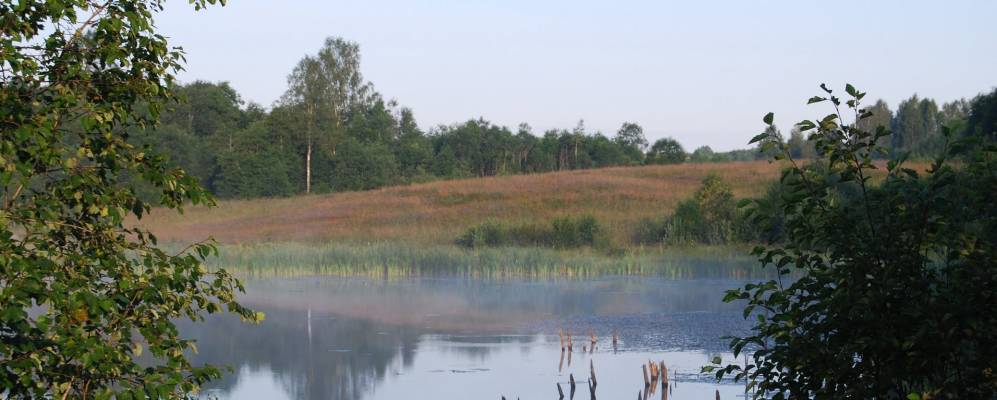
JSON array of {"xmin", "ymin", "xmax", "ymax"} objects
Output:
[
  {"xmin": 133, "ymin": 81, "xmax": 686, "ymax": 199},
  {"xmin": 132, "ymin": 36, "xmax": 997, "ymax": 199},
  {"xmin": 775, "ymin": 91, "xmax": 997, "ymax": 160}
]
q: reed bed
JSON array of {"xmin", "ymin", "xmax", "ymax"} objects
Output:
[{"xmin": 199, "ymin": 241, "xmax": 768, "ymax": 279}]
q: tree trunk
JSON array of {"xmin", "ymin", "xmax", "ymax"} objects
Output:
[
  {"xmin": 306, "ymin": 140, "xmax": 312, "ymax": 194},
  {"xmin": 306, "ymin": 104, "xmax": 314, "ymax": 194}
]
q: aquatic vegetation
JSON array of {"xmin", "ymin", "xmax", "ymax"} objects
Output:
[{"xmin": 192, "ymin": 241, "xmax": 767, "ymax": 279}]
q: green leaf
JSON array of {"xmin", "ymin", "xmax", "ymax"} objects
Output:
[
  {"xmin": 763, "ymin": 112, "xmax": 774, "ymax": 125},
  {"xmin": 749, "ymin": 132, "xmax": 768, "ymax": 145},
  {"xmin": 796, "ymin": 120, "xmax": 816, "ymax": 131},
  {"xmin": 845, "ymin": 83, "xmax": 857, "ymax": 97}
]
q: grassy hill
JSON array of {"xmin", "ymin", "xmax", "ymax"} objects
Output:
[{"xmin": 140, "ymin": 161, "xmax": 784, "ymax": 248}]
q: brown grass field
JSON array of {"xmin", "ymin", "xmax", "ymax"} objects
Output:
[{"xmin": 140, "ymin": 161, "xmax": 787, "ymax": 247}]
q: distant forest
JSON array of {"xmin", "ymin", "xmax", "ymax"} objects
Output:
[{"xmin": 133, "ymin": 37, "xmax": 997, "ymax": 199}]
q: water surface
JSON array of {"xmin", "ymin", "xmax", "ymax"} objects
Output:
[{"xmin": 183, "ymin": 276, "xmax": 754, "ymax": 399}]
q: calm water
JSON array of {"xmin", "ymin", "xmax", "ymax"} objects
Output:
[{"xmin": 181, "ymin": 276, "xmax": 754, "ymax": 400}]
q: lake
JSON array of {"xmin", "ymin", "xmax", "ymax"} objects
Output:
[{"xmin": 181, "ymin": 275, "xmax": 755, "ymax": 400}]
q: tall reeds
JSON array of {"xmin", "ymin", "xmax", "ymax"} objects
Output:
[{"xmin": 193, "ymin": 241, "xmax": 765, "ymax": 279}]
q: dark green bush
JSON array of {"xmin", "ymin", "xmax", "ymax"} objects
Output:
[
  {"xmin": 456, "ymin": 215, "xmax": 606, "ymax": 249},
  {"xmin": 632, "ymin": 217, "xmax": 667, "ymax": 245},
  {"xmin": 708, "ymin": 84, "xmax": 997, "ymax": 399},
  {"xmin": 635, "ymin": 174, "xmax": 749, "ymax": 245},
  {"xmin": 550, "ymin": 215, "xmax": 601, "ymax": 247}
]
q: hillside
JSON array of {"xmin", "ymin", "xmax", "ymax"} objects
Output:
[{"xmin": 140, "ymin": 161, "xmax": 785, "ymax": 247}]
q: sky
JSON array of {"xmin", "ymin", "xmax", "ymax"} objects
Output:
[{"xmin": 157, "ymin": 0, "xmax": 997, "ymax": 151}]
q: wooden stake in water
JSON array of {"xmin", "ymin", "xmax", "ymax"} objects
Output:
[
  {"xmin": 590, "ymin": 359, "xmax": 597, "ymax": 388},
  {"xmin": 658, "ymin": 361, "xmax": 668, "ymax": 396},
  {"xmin": 642, "ymin": 364, "xmax": 650, "ymax": 387}
]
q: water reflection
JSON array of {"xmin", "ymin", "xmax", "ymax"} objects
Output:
[{"xmin": 182, "ymin": 277, "xmax": 753, "ymax": 400}]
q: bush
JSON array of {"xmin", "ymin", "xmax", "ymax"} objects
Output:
[
  {"xmin": 635, "ymin": 174, "xmax": 747, "ymax": 245},
  {"xmin": 662, "ymin": 199, "xmax": 710, "ymax": 244},
  {"xmin": 456, "ymin": 215, "xmax": 606, "ymax": 249},
  {"xmin": 550, "ymin": 215, "xmax": 601, "ymax": 247},
  {"xmin": 632, "ymin": 217, "xmax": 667, "ymax": 245},
  {"xmin": 708, "ymin": 85, "xmax": 997, "ymax": 399}
]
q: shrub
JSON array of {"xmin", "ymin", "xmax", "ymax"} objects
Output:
[
  {"xmin": 456, "ymin": 215, "xmax": 606, "ymax": 249},
  {"xmin": 550, "ymin": 215, "xmax": 601, "ymax": 247},
  {"xmin": 632, "ymin": 217, "xmax": 667, "ymax": 245},
  {"xmin": 636, "ymin": 174, "xmax": 746, "ymax": 245},
  {"xmin": 707, "ymin": 84, "xmax": 997, "ymax": 399}
]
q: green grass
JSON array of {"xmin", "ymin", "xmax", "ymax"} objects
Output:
[{"xmin": 199, "ymin": 241, "xmax": 769, "ymax": 279}]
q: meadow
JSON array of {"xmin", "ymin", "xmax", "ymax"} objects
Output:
[
  {"xmin": 141, "ymin": 159, "xmax": 936, "ymax": 276},
  {"xmin": 141, "ymin": 161, "xmax": 785, "ymax": 247}
]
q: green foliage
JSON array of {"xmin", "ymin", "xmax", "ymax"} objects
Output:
[
  {"xmin": 636, "ymin": 175, "xmax": 747, "ymax": 245},
  {"xmin": 0, "ymin": 1, "xmax": 259, "ymax": 398},
  {"xmin": 893, "ymin": 94, "xmax": 943, "ymax": 157},
  {"xmin": 121, "ymin": 39, "xmax": 996, "ymax": 201},
  {"xmin": 646, "ymin": 137, "xmax": 686, "ymax": 164},
  {"xmin": 161, "ymin": 81, "xmax": 246, "ymax": 137},
  {"xmin": 213, "ymin": 124, "xmax": 296, "ymax": 198},
  {"xmin": 786, "ymin": 127, "xmax": 816, "ymax": 159},
  {"xmin": 455, "ymin": 221, "xmax": 542, "ymax": 248},
  {"xmin": 689, "ymin": 145, "xmax": 716, "ymax": 162},
  {"xmin": 550, "ymin": 215, "xmax": 602, "ymax": 248},
  {"xmin": 204, "ymin": 242, "xmax": 763, "ymax": 280},
  {"xmin": 707, "ymin": 84, "xmax": 997, "ymax": 399},
  {"xmin": 456, "ymin": 215, "xmax": 606, "ymax": 249},
  {"xmin": 965, "ymin": 88, "xmax": 997, "ymax": 143},
  {"xmin": 614, "ymin": 122, "xmax": 648, "ymax": 163},
  {"xmin": 393, "ymin": 108, "xmax": 434, "ymax": 178},
  {"xmin": 856, "ymin": 99, "xmax": 894, "ymax": 155},
  {"xmin": 329, "ymin": 139, "xmax": 399, "ymax": 191}
]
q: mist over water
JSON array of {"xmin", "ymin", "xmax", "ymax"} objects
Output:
[{"xmin": 181, "ymin": 275, "xmax": 756, "ymax": 400}]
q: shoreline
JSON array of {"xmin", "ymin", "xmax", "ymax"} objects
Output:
[{"xmin": 189, "ymin": 241, "xmax": 771, "ymax": 279}]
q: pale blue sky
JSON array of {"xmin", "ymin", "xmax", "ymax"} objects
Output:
[{"xmin": 158, "ymin": 0, "xmax": 997, "ymax": 151}]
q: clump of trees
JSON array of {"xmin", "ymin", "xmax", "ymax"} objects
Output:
[
  {"xmin": 135, "ymin": 72, "xmax": 680, "ymax": 198},
  {"xmin": 706, "ymin": 84, "xmax": 997, "ymax": 398}
]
